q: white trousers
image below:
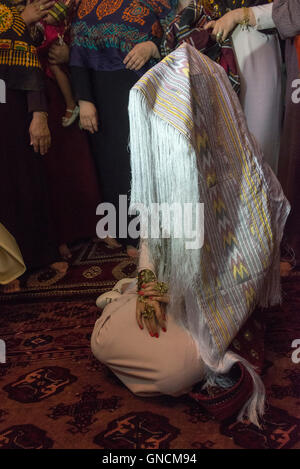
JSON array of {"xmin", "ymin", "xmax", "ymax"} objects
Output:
[{"xmin": 91, "ymin": 283, "xmax": 205, "ymax": 397}]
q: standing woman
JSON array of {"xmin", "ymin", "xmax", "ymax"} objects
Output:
[
  {"xmin": 272, "ymin": 0, "xmax": 300, "ymax": 263},
  {"xmin": 69, "ymin": 0, "xmax": 177, "ymax": 257},
  {"xmin": 0, "ymin": 0, "xmax": 66, "ymax": 293},
  {"xmin": 204, "ymin": 1, "xmax": 282, "ymax": 174}
]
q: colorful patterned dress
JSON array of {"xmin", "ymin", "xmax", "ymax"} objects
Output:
[{"xmin": 70, "ymin": 0, "xmax": 177, "ymax": 73}]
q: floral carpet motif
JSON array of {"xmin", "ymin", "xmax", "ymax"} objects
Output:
[{"xmin": 0, "ymin": 240, "xmax": 299, "ymax": 449}]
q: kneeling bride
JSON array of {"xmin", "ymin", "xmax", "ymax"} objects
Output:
[{"xmin": 91, "ymin": 44, "xmax": 289, "ymax": 427}]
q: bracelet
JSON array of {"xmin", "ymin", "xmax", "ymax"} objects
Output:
[
  {"xmin": 137, "ymin": 269, "xmax": 169, "ymax": 295},
  {"xmin": 155, "ymin": 282, "xmax": 169, "ymax": 295},
  {"xmin": 239, "ymin": 7, "xmax": 250, "ymax": 30},
  {"xmin": 48, "ymin": 1, "xmax": 69, "ymax": 23},
  {"xmin": 137, "ymin": 269, "xmax": 156, "ymax": 292}
]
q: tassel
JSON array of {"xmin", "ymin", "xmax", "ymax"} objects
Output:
[
  {"xmin": 129, "ymin": 88, "xmax": 202, "ymax": 299},
  {"xmin": 128, "ymin": 85, "xmax": 265, "ymax": 427}
]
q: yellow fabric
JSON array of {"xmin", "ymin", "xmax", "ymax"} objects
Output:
[{"xmin": 0, "ymin": 223, "xmax": 25, "ymax": 284}]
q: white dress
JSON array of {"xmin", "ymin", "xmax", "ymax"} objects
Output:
[
  {"xmin": 231, "ymin": 4, "xmax": 282, "ymax": 173},
  {"xmin": 91, "ymin": 240, "xmax": 205, "ymax": 397}
]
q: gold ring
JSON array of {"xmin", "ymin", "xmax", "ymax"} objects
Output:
[
  {"xmin": 142, "ymin": 311, "xmax": 154, "ymax": 320},
  {"xmin": 40, "ymin": 5, "xmax": 44, "ymax": 10},
  {"xmin": 216, "ymin": 31, "xmax": 223, "ymax": 43}
]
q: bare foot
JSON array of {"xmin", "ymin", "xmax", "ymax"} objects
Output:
[
  {"xmin": 59, "ymin": 243, "xmax": 72, "ymax": 260},
  {"xmin": 103, "ymin": 236, "xmax": 122, "ymax": 249},
  {"xmin": 51, "ymin": 261, "xmax": 69, "ymax": 274},
  {"xmin": 126, "ymin": 245, "xmax": 139, "ymax": 258},
  {"xmin": 2, "ymin": 279, "xmax": 21, "ymax": 294}
]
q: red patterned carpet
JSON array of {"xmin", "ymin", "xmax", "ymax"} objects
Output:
[{"xmin": 0, "ymin": 239, "xmax": 299, "ymax": 449}]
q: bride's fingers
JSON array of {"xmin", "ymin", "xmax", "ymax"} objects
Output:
[
  {"xmin": 140, "ymin": 289, "xmax": 159, "ymax": 297},
  {"xmin": 151, "ymin": 302, "xmax": 166, "ymax": 333},
  {"xmin": 150, "ymin": 315, "xmax": 158, "ymax": 336},
  {"xmin": 136, "ymin": 301, "xmax": 144, "ymax": 330},
  {"xmin": 150, "ymin": 295, "xmax": 170, "ymax": 304},
  {"xmin": 141, "ymin": 282, "xmax": 157, "ymax": 289},
  {"xmin": 144, "ymin": 317, "xmax": 155, "ymax": 337},
  {"xmin": 141, "ymin": 283, "xmax": 166, "ymax": 293}
]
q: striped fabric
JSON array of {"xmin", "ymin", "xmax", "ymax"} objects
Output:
[
  {"xmin": 0, "ymin": 39, "xmax": 41, "ymax": 68},
  {"xmin": 130, "ymin": 43, "xmax": 290, "ymax": 361}
]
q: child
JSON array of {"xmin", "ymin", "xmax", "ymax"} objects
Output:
[{"xmin": 38, "ymin": 0, "xmax": 79, "ymax": 127}]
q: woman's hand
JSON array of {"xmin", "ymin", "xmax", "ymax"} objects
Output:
[
  {"xmin": 29, "ymin": 112, "xmax": 51, "ymax": 156},
  {"xmin": 123, "ymin": 41, "xmax": 159, "ymax": 71},
  {"xmin": 79, "ymin": 100, "xmax": 98, "ymax": 134},
  {"xmin": 136, "ymin": 298, "xmax": 168, "ymax": 338},
  {"xmin": 138, "ymin": 281, "xmax": 170, "ymax": 304},
  {"xmin": 204, "ymin": 8, "xmax": 257, "ymax": 43},
  {"xmin": 48, "ymin": 42, "xmax": 70, "ymax": 65},
  {"xmin": 204, "ymin": 9, "xmax": 244, "ymax": 43},
  {"xmin": 21, "ymin": 0, "xmax": 55, "ymax": 26}
]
